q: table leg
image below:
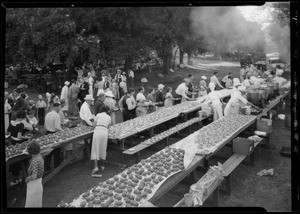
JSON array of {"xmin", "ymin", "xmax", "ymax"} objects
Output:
[
  {"xmin": 20, "ymin": 161, "xmax": 27, "ymax": 183},
  {"xmin": 213, "ymin": 187, "xmax": 219, "ymax": 206},
  {"xmin": 137, "ymin": 152, "xmax": 141, "ymax": 163},
  {"xmin": 42, "ymin": 154, "xmax": 73, "ymax": 185},
  {"xmin": 225, "ymin": 175, "xmax": 231, "ymax": 195},
  {"xmin": 150, "ymin": 128, "xmax": 154, "ymax": 138}
]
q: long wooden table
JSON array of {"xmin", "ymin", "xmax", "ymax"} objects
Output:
[
  {"xmin": 149, "ymin": 115, "xmax": 257, "ymax": 204},
  {"xmin": 149, "ymin": 91, "xmax": 291, "ymax": 205}
]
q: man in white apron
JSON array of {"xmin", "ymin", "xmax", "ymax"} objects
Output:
[
  {"xmin": 224, "ymin": 85, "xmax": 258, "ymax": 116},
  {"xmin": 204, "ymin": 83, "xmax": 224, "ymax": 121}
]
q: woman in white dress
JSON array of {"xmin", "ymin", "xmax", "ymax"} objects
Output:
[
  {"xmin": 90, "ymin": 107, "xmax": 111, "ymax": 176},
  {"xmin": 88, "ymin": 72, "xmax": 94, "ymax": 96},
  {"xmin": 4, "ymin": 97, "xmax": 12, "ymax": 134},
  {"xmin": 104, "ymin": 90, "xmax": 117, "ymax": 125},
  {"xmin": 60, "ymin": 81, "xmax": 70, "ymax": 112}
]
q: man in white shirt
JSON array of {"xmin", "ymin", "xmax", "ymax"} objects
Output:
[
  {"xmin": 44, "ymin": 102, "xmax": 63, "ymax": 133},
  {"xmin": 204, "ymin": 83, "xmax": 224, "ymax": 121},
  {"xmin": 210, "ymin": 72, "xmax": 224, "ymax": 90},
  {"xmin": 128, "ymin": 69, "xmax": 135, "ymax": 88},
  {"xmin": 44, "ymin": 102, "xmax": 63, "ymax": 171},
  {"xmin": 79, "ymin": 95, "xmax": 95, "ymax": 126},
  {"xmin": 175, "ymin": 78, "xmax": 193, "ymax": 103}
]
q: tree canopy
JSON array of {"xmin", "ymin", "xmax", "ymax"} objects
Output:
[{"xmin": 6, "ymin": 6, "xmax": 274, "ymax": 73}]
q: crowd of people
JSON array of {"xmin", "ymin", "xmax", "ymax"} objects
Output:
[{"xmin": 4, "ymin": 61, "xmax": 289, "ymax": 207}]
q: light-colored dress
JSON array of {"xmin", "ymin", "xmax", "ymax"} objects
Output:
[
  {"xmin": 88, "ymin": 76, "xmax": 94, "ymax": 95},
  {"xmin": 164, "ymin": 92, "xmax": 173, "ymax": 107},
  {"xmin": 90, "ymin": 113, "xmax": 111, "ymax": 161},
  {"xmin": 60, "ymin": 85, "xmax": 69, "ymax": 111},
  {"xmin": 104, "ymin": 97, "xmax": 117, "ymax": 125},
  {"xmin": 4, "ymin": 101, "xmax": 11, "ymax": 133}
]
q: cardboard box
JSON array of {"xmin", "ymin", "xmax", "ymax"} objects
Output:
[
  {"xmin": 257, "ymin": 118, "xmax": 272, "ymax": 133},
  {"xmin": 233, "ymin": 137, "xmax": 254, "ymax": 156}
]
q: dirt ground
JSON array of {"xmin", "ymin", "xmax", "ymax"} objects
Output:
[{"xmin": 5, "ymin": 56, "xmax": 292, "ymax": 211}]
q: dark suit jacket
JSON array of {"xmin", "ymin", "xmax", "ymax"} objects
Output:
[
  {"xmin": 155, "ymin": 90, "xmax": 164, "ymax": 107},
  {"xmin": 79, "ymin": 81, "xmax": 89, "ymax": 101},
  {"xmin": 13, "ymin": 97, "xmax": 26, "ymax": 112}
]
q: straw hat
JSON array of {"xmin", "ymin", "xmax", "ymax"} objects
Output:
[
  {"xmin": 158, "ymin": 84, "xmax": 164, "ymax": 90},
  {"xmin": 105, "ymin": 90, "xmax": 114, "ymax": 98},
  {"xmin": 201, "ymin": 76, "xmax": 207, "ymax": 80},
  {"xmin": 84, "ymin": 94, "xmax": 94, "ymax": 101}
]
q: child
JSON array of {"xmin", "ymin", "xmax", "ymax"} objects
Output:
[
  {"xmin": 36, "ymin": 95, "xmax": 46, "ymax": 125},
  {"xmin": 164, "ymin": 87, "xmax": 173, "ymax": 107}
]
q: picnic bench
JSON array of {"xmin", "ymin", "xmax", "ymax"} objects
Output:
[
  {"xmin": 173, "ymin": 173, "xmax": 224, "ymax": 207},
  {"xmin": 173, "ymin": 137, "xmax": 262, "ymax": 207},
  {"xmin": 220, "ymin": 138, "xmax": 262, "ymax": 195},
  {"xmin": 122, "ymin": 117, "xmax": 203, "ymax": 164}
]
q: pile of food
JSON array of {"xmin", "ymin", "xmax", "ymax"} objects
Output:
[
  {"xmin": 109, "ymin": 102, "xmax": 200, "ymax": 139},
  {"xmin": 66, "ymin": 147, "xmax": 186, "ymax": 207},
  {"xmin": 37, "ymin": 125, "xmax": 94, "ymax": 149},
  {"xmin": 195, "ymin": 114, "xmax": 256, "ymax": 154},
  {"xmin": 141, "ymin": 117, "xmax": 200, "ymax": 146},
  {"xmin": 6, "ymin": 125, "xmax": 94, "ymax": 160},
  {"xmin": 6, "ymin": 141, "xmax": 31, "ymax": 160}
]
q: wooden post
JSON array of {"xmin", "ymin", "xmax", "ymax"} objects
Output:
[
  {"xmin": 225, "ymin": 175, "xmax": 231, "ymax": 195},
  {"xmin": 213, "ymin": 187, "xmax": 219, "ymax": 206}
]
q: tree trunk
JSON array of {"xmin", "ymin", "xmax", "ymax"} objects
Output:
[
  {"xmin": 124, "ymin": 56, "xmax": 133, "ymax": 71},
  {"xmin": 179, "ymin": 48, "xmax": 184, "ymax": 64},
  {"xmin": 172, "ymin": 47, "xmax": 179, "ymax": 69},
  {"xmin": 187, "ymin": 52, "xmax": 191, "ymax": 64},
  {"xmin": 162, "ymin": 55, "xmax": 170, "ymax": 74}
]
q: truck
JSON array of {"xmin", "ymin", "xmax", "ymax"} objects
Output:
[{"xmin": 265, "ymin": 52, "xmax": 287, "ymax": 72}]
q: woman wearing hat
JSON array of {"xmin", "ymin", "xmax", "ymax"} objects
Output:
[
  {"xmin": 60, "ymin": 81, "xmax": 70, "ymax": 113},
  {"xmin": 25, "ymin": 140, "xmax": 44, "ymax": 207},
  {"xmin": 79, "ymin": 95, "xmax": 95, "ymax": 126},
  {"xmin": 104, "ymin": 90, "xmax": 117, "ymax": 125},
  {"xmin": 90, "ymin": 106, "xmax": 111, "ymax": 176}
]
